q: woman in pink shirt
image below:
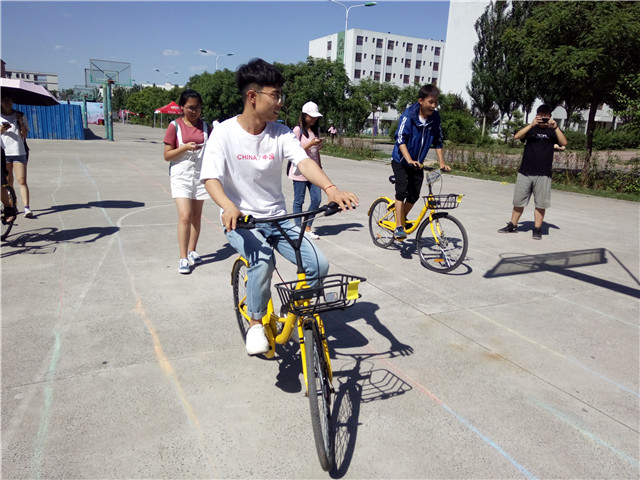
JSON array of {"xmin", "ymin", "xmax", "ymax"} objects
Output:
[
  {"xmin": 163, "ymin": 90, "xmax": 211, "ymax": 274},
  {"xmin": 288, "ymin": 101, "xmax": 324, "ymax": 240}
]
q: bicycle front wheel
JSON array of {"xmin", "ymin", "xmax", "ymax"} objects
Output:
[
  {"xmin": 231, "ymin": 258, "xmax": 251, "ymax": 342},
  {"xmin": 368, "ymin": 198, "xmax": 395, "ymax": 248},
  {"xmin": 304, "ymin": 321, "xmax": 334, "ymax": 471},
  {"xmin": 1, "ymin": 185, "xmax": 17, "ymax": 241},
  {"xmin": 416, "ymin": 213, "xmax": 468, "ymax": 273}
]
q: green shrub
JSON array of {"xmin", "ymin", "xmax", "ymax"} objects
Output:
[{"xmin": 564, "ymin": 130, "xmax": 587, "ymax": 150}]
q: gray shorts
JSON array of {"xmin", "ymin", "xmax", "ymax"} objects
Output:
[{"xmin": 513, "ymin": 173, "xmax": 551, "ymax": 209}]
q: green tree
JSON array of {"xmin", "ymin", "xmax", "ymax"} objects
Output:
[
  {"xmin": 126, "ymin": 87, "xmax": 176, "ymax": 125},
  {"xmin": 186, "ymin": 69, "xmax": 242, "ymax": 123},
  {"xmin": 395, "ymin": 84, "xmax": 420, "ymax": 114},
  {"xmin": 611, "ymin": 73, "xmax": 640, "ymax": 134},
  {"xmin": 503, "ymin": 1, "xmax": 640, "ymax": 163},
  {"xmin": 354, "ymin": 78, "xmax": 400, "ymax": 141}
]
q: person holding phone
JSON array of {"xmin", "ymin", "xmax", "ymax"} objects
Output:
[
  {"xmin": 1, "ymin": 95, "xmax": 32, "ymax": 218},
  {"xmin": 498, "ymin": 104, "xmax": 567, "ymax": 240},
  {"xmin": 288, "ymin": 101, "xmax": 324, "ymax": 240},
  {"xmin": 163, "ymin": 89, "xmax": 211, "ymax": 274}
]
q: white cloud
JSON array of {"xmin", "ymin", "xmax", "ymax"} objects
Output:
[
  {"xmin": 163, "ymin": 49, "xmax": 181, "ymax": 56},
  {"xmin": 68, "ymin": 59, "xmax": 78, "ymax": 64},
  {"xmin": 191, "ymin": 65, "xmax": 207, "ymax": 72},
  {"xmin": 54, "ymin": 45, "xmax": 63, "ymax": 50}
]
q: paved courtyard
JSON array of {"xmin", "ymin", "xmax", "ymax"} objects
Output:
[{"xmin": 2, "ymin": 123, "xmax": 638, "ymax": 479}]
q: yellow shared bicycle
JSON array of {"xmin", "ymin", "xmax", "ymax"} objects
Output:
[
  {"xmin": 230, "ymin": 203, "xmax": 365, "ymax": 471},
  {"xmin": 368, "ymin": 166, "xmax": 469, "ymax": 273}
]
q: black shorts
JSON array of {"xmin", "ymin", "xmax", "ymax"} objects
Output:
[{"xmin": 392, "ymin": 161, "xmax": 423, "ymax": 204}]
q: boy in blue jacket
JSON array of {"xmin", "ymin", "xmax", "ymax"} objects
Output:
[{"xmin": 391, "ymin": 84, "xmax": 450, "ymax": 240}]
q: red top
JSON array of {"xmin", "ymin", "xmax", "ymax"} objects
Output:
[{"xmin": 163, "ymin": 117, "xmax": 206, "ymax": 147}]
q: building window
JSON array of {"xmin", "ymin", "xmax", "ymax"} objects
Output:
[
  {"xmin": 374, "ymin": 72, "xmax": 380, "ymax": 81},
  {"xmin": 433, "ymin": 62, "xmax": 439, "ymax": 71},
  {"xmin": 355, "ymin": 52, "xmax": 362, "ymax": 63},
  {"xmin": 365, "ymin": 37, "xmax": 368, "ymax": 42},
  {"xmin": 357, "ymin": 36, "xmax": 363, "ymax": 46},
  {"xmin": 403, "ymin": 75, "xmax": 410, "ymax": 84},
  {"xmin": 415, "ymin": 60, "xmax": 421, "ymax": 69},
  {"xmin": 414, "ymin": 76, "xmax": 420, "ymax": 84},
  {"xmin": 385, "ymin": 72, "xmax": 392, "ymax": 82},
  {"xmin": 432, "ymin": 78, "xmax": 438, "ymax": 86},
  {"xmin": 405, "ymin": 59, "xmax": 411, "ymax": 68},
  {"xmin": 434, "ymin": 47, "xmax": 441, "ymax": 56},
  {"xmin": 376, "ymin": 38, "xmax": 383, "ymax": 48},
  {"xmin": 417, "ymin": 45, "xmax": 423, "ymax": 54},
  {"xmin": 364, "ymin": 53, "xmax": 367, "ymax": 59},
  {"xmin": 327, "ymin": 41, "xmax": 332, "ymax": 50},
  {"xmin": 375, "ymin": 55, "xmax": 381, "ymax": 65},
  {"xmin": 387, "ymin": 40, "xmax": 394, "ymax": 50},
  {"xmin": 406, "ymin": 43, "xmax": 413, "ymax": 53},
  {"xmin": 354, "ymin": 69, "xmax": 361, "ymax": 79},
  {"xmin": 386, "ymin": 56, "xmax": 393, "ymax": 66}
]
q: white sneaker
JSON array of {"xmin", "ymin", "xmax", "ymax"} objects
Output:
[
  {"xmin": 305, "ymin": 230, "xmax": 319, "ymax": 240},
  {"xmin": 245, "ymin": 324, "xmax": 269, "ymax": 355},
  {"xmin": 178, "ymin": 258, "xmax": 191, "ymax": 274},
  {"xmin": 187, "ymin": 251, "xmax": 203, "ymax": 266},
  {"xmin": 23, "ymin": 207, "xmax": 33, "ymax": 218}
]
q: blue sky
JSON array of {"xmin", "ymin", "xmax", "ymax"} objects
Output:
[{"xmin": 1, "ymin": 0, "xmax": 450, "ymax": 90}]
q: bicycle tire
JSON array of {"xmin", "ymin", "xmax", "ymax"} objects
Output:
[
  {"xmin": 1, "ymin": 185, "xmax": 17, "ymax": 241},
  {"xmin": 231, "ymin": 258, "xmax": 251, "ymax": 342},
  {"xmin": 368, "ymin": 198, "xmax": 395, "ymax": 248},
  {"xmin": 304, "ymin": 321, "xmax": 334, "ymax": 471},
  {"xmin": 415, "ymin": 213, "xmax": 468, "ymax": 273}
]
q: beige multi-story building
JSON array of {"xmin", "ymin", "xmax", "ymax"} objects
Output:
[
  {"xmin": 309, "ymin": 28, "xmax": 445, "ymax": 125},
  {"xmin": 4, "ymin": 69, "xmax": 59, "ymax": 92}
]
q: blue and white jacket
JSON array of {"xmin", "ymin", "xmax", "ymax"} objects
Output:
[{"xmin": 391, "ymin": 102, "xmax": 444, "ymax": 166}]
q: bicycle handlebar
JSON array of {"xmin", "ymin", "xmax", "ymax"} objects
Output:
[{"xmin": 236, "ymin": 202, "xmax": 344, "ymax": 229}]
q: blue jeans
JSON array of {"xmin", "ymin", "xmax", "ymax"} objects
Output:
[
  {"xmin": 226, "ymin": 219, "xmax": 329, "ymax": 319},
  {"xmin": 292, "ymin": 180, "xmax": 322, "ymax": 228}
]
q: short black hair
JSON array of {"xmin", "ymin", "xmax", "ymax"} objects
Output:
[
  {"xmin": 236, "ymin": 58, "xmax": 284, "ymax": 97},
  {"xmin": 178, "ymin": 89, "xmax": 202, "ymax": 107},
  {"xmin": 419, "ymin": 84, "xmax": 440, "ymax": 100},
  {"xmin": 537, "ymin": 104, "xmax": 552, "ymax": 115}
]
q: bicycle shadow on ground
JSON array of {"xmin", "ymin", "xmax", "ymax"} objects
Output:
[
  {"xmin": 322, "ymin": 301, "xmax": 414, "ymax": 478},
  {"xmin": 484, "ymin": 247, "xmax": 640, "ymax": 298},
  {"xmin": 377, "ymin": 239, "xmax": 474, "ymax": 275},
  {"xmin": 1, "ymin": 226, "xmax": 119, "ymax": 257},
  {"xmin": 313, "ymin": 222, "xmax": 363, "ymax": 237},
  {"xmin": 31, "ymin": 200, "xmax": 145, "ymax": 218}
]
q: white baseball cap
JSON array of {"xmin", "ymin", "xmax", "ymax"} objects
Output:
[{"xmin": 302, "ymin": 101, "xmax": 323, "ymax": 117}]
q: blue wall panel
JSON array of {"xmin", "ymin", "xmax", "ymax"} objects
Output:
[{"xmin": 14, "ymin": 104, "xmax": 85, "ymax": 140}]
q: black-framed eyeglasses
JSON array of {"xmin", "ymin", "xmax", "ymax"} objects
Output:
[
  {"xmin": 184, "ymin": 106, "xmax": 202, "ymax": 112},
  {"xmin": 256, "ymin": 90, "xmax": 285, "ymax": 104}
]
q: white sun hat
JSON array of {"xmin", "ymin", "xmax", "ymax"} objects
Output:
[{"xmin": 302, "ymin": 101, "xmax": 323, "ymax": 117}]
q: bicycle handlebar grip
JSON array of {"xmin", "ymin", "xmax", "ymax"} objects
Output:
[
  {"xmin": 235, "ymin": 214, "xmax": 255, "ymax": 229},
  {"xmin": 323, "ymin": 202, "xmax": 342, "ymax": 217}
]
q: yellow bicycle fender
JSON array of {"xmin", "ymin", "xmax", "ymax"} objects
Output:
[
  {"xmin": 367, "ymin": 196, "xmax": 393, "ymax": 216},
  {"xmin": 231, "ymin": 256, "xmax": 249, "ymax": 285}
]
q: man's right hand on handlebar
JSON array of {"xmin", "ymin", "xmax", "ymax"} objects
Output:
[{"xmin": 324, "ymin": 186, "xmax": 359, "ymax": 211}]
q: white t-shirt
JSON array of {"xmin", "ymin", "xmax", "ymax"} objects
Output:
[
  {"xmin": 0, "ymin": 111, "xmax": 29, "ymax": 156},
  {"xmin": 200, "ymin": 116, "xmax": 309, "ymax": 218}
]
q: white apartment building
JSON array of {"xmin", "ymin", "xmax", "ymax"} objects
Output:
[
  {"xmin": 5, "ymin": 69, "xmax": 59, "ymax": 92},
  {"xmin": 309, "ymin": 29, "xmax": 445, "ymax": 124}
]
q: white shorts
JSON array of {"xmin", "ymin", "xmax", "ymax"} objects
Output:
[{"xmin": 170, "ymin": 158, "xmax": 208, "ymax": 200}]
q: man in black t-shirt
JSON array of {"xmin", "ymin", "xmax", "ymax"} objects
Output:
[{"xmin": 498, "ymin": 104, "xmax": 567, "ymax": 240}]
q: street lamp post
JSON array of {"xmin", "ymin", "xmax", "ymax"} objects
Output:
[
  {"xmin": 329, "ymin": 0, "xmax": 377, "ymax": 33},
  {"xmin": 198, "ymin": 49, "xmax": 235, "ymax": 71},
  {"xmin": 154, "ymin": 68, "xmax": 179, "ymax": 85}
]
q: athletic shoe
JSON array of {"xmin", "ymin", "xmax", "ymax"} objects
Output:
[
  {"xmin": 187, "ymin": 251, "xmax": 203, "ymax": 266},
  {"xmin": 305, "ymin": 230, "xmax": 320, "ymax": 240},
  {"xmin": 23, "ymin": 207, "xmax": 33, "ymax": 218},
  {"xmin": 532, "ymin": 227, "xmax": 542, "ymax": 240},
  {"xmin": 498, "ymin": 222, "xmax": 517, "ymax": 233},
  {"xmin": 394, "ymin": 226, "xmax": 407, "ymax": 240},
  {"xmin": 246, "ymin": 324, "xmax": 269, "ymax": 355},
  {"xmin": 178, "ymin": 258, "xmax": 191, "ymax": 274}
]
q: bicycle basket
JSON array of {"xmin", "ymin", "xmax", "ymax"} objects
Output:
[
  {"xmin": 427, "ymin": 194, "xmax": 463, "ymax": 210},
  {"xmin": 275, "ymin": 273, "xmax": 366, "ymax": 315}
]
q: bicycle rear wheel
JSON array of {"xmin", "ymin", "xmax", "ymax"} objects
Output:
[
  {"xmin": 304, "ymin": 321, "xmax": 334, "ymax": 471},
  {"xmin": 368, "ymin": 198, "xmax": 395, "ymax": 248},
  {"xmin": 1, "ymin": 185, "xmax": 17, "ymax": 241},
  {"xmin": 231, "ymin": 258, "xmax": 251, "ymax": 342},
  {"xmin": 416, "ymin": 213, "xmax": 468, "ymax": 273}
]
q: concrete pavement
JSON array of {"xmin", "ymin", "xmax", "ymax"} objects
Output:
[{"xmin": 2, "ymin": 123, "xmax": 638, "ymax": 479}]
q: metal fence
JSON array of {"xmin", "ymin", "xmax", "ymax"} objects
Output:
[{"xmin": 14, "ymin": 103, "xmax": 85, "ymax": 140}]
